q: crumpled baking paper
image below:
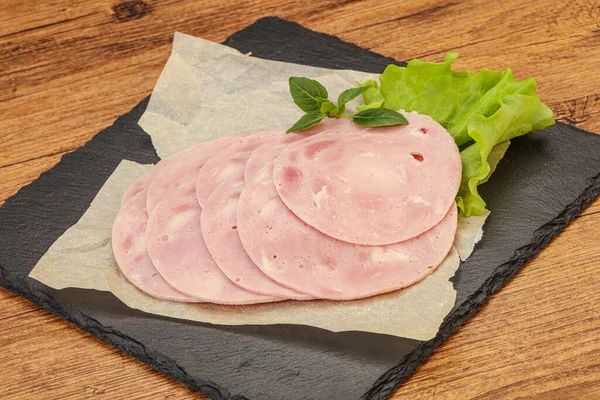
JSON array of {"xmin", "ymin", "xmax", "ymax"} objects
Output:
[
  {"xmin": 138, "ymin": 32, "xmax": 380, "ymax": 159},
  {"xmin": 29, "ymin": 33, "xmax": 488, "ymax": 340}
]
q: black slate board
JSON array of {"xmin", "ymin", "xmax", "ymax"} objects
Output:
[{"xmin": 1, "ymin": 17, "xmax": 600, "ymax": 400}]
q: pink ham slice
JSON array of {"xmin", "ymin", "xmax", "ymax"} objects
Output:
[
  {"xmin": 244, "ymin": 119, "xmax": 350, "ymax": 183},
  {"xmin": 112, "ymin": 188, "xmax": 198, "ymax": 302},
  {"xmin": 146, "ymin": 135, "xmax": 244, "ymax": 212},
  {"xmin": 146, "ymin": 183, "xmax": 279, "ymax": 305},
  {"xmin": 195, "ymin": 128, "xmax": 288, "ymax": 207},
  {"xmin": 120, "ymin": 138, "xmax": 216, "ymax": 207},
  {"xmin": 202, "ymin": 180, "xmax": 310, "ymax": 298},
  {"xmin": 199, "ymin": 122, "xmax": 348, "ymax": 299},
  {"xmin": 237, "ymin": 162, "xmax": 458, "ymax": 300},
  {"xmin": 200, "ymin": 133, "xmax": 309, "ymax": 299},
  {"xmin": 196, "ymin": 120, "xmax": 350, "ymax": 206},
  {"xmin": 272, "ymin": 111, "xmax": 462, "ymax": 245}
]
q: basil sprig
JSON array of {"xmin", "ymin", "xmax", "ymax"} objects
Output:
[
  {"xmin": 287, "ymin": 77, "xmax": 407, "ymax": 133},
  {"xmin": 287, "ymin": 112, "xmax": 327, "ymax": 133}
]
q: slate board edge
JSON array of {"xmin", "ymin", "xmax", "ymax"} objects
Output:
[
  {"xmin": 222, "ymin": 16, "xmax": 403, "ymax": 68},
  {"xmin": 0, "ymin": 17, "xmax": 599, "ymax": 400},
  {"xmin": 365, "ymin": 171, "xmax": 600, "ymax": 399},
  {"xmin": 0, "ymin": 270, "xmax": 235, "ymax": 400}
]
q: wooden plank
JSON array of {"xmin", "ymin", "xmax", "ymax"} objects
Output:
[
  {"xmin": 0, "ymin": 288, "xmax": 205, "ymax": 399},
  {"xmin": 395, "ymin": 215, "xmax": 600, "ymax": 398},
  {"xmin": 0, "ymin": 153, "xmax": 65, "ymax": 207},
  {"xmin": 1, "ymin": 0, "xmax": 600, "ymax": 167},
  {"xmin": 1, "ymin": 0, "xmax": 599, "ymax": 398}
]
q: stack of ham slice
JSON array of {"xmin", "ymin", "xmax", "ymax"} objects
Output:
[{"xmin": 112, "ymin": 112, "xmax": 462, "ymax": 304}]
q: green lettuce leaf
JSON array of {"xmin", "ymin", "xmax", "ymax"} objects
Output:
[
  {"xmin": 360, "ymin": 53, "xmax": 555, "ymax": 217},
  {"xmin": 357, "ymin": 80, "xmax": 385, "ymax": 110}
]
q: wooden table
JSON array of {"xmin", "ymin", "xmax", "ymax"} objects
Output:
[{"xmin": 1, "ymin": 1, "xmax": 599, "ymax": 398}]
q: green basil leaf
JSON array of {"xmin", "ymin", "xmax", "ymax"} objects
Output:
[
  {"xmin": 286, "ymin": 112, "xmax": 327, "ymax": 133},
  {"xmin": 289, "ymin": 77, "xmax": 329, "ymax": 112},
  {"xmin": 337, "ymin": 86, "xmax": 370, "ymax": 108},
  {"xmin": 352, "ymin": 108, "xmax": 408, "ymax": 127},
  {"xmin": 320, "ymin": 100, "xmax": 336, "ymax": 114}
]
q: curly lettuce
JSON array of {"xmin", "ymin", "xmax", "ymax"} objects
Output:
[{"xmin": 359, "ymin": 53, "xmax": 555, "ymax": 217}]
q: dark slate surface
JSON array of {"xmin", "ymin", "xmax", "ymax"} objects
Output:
[{"xmin": 1, "ymin": 17, "xmax": 599, "ymax": 400}]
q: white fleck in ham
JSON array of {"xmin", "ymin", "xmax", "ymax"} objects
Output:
[{"xmin": 312, "ymin": 186, "xmax": 328, "ymax": 210}]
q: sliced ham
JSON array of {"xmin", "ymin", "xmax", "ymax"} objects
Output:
[
  {"xmin": 146, "ymin": 135, "xmax": 243, "ymax": 212},
  {"xmin": 196, "ymin": 121, "xmax": 349, "ymax": 206},
  {"xmin": 202, "ymin": 179, "xmax": 309, "ymax": 298},
  {"xmin": 146, "ymin": 184, "xmax": 279, "ymax": 305},
  {"xmin": 112, "ymin": 188, "xmax": 197, "ymax": 302},
  {"xmin": 195, "ymin": 128, "xmax": 285, "ymax": 207},
  {"xmin": 237, "ymin": 162, "xmax": 458, "ymax": 300},
  {"xmin": 120, "ymin": 139, "xmax": 214, "ymax": 207},
  {"xmin": 200, "ymin": 133, "xmax": 309, "ymax": 298},
  {"xmin": 272, "ymin": 111, "xmax": 462, "ymax": 245},
  {"xmin": 199, "ymin": 123, "xmax": 348, "ymax": 298},
  {"xmin": 242, "ymin": 119, "xmax": 348, "ymax": 183}
]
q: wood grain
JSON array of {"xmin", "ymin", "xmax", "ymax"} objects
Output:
[
  {"xmin": 0, "ymin": 288, "xmax": 200, "ymax": 400},
  {"xmin": 0, "ymin": 0, "xmax": 599, "ymax": 398}
]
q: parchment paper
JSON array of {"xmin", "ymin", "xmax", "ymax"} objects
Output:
[
  {"xmin": 138, "ymin": 32, "xmax": 379, "ymax": 159},
  {"xmin": 31, "ymin": 160, "xmax": 486, "ymax": 340},
  {"xmin": 30, "ymin": 33, "xmax": 489, "ymax": 340}
]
